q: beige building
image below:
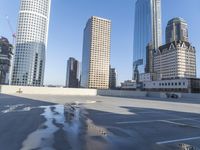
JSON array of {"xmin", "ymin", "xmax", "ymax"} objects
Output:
[
  {"xmin": 81, "ymin": 16, "xmax": 111, "ymax": 89},
  {"xmin": 154, "ymin": 41, "xmax": 196, "ymax": 79}
]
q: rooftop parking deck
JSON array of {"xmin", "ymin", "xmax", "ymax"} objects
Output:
[{"xmin": 0, "ymin": 94, "xmax": 200, "ymax": 150}]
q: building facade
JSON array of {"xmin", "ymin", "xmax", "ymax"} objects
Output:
[
  {"xmin": 154, "ymin": 41, "xmax": 196, "ymax": 79},
  {"xmin": 121, "ymin": 80, "xmax": 137, "ymax": 90},
  {"xmin": 81, "ymin": 16, "xmax": 111, "ymax": 89},
  {"xmin": 145, "ymin": 42, "xmax": 154, "ymax": 73},
  {"xmin": 66, "ymin": 57, "xmax": 80, "ymax": 88},
  {"xmin": 143, "ymin": 78, "xmax": 200, "ymax": 93},
  {"xmin": 0, "ymin": 37, "xmax": 13, "ymax": 84},
  {"xmin": 133, "ymin": 0, "xmax": 162, "ymax": 77},
  {"xmin": 11, "ymin": 0, "xmax": 51, "ymax": 86},
  {"xmin": 166, "ymin": 17, "xmax": 188, "ymax": 44},
  {"xmin": 109, "ymin": 67, "xmax": 117, "ymax": 89}
]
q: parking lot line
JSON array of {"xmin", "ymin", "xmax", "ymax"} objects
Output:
[
  {"xmin": 156, "ymin": 136, "xmax": 200, "ymax": 145},
  {"xmin": 116, "ymin": 117, "xmax": 200, "ymax": 124},
  {"xmin": 160, "ymin": 120, "xmax": 188, "ymax": 126}
]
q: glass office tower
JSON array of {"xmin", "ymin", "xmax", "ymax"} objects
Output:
[
  {"xmin": 133, "ymin": 0, "xmax": 162, "ymax": 79},
  {"xmin": 11, "ymin": 0, "xmax": 51, "ymax": 86},
  {"xmin": 66, "ymin": 57, "xmax": 80, "ymax": 88}
]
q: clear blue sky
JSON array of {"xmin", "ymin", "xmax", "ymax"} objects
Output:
[{"xmin": 1, "ymin": 0, "xmax": 200, "ymax": 85}]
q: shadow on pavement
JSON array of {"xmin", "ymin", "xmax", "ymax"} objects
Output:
[{"xmin": 0, "ymin": 94, "xmax": 56, "ymax": 150}]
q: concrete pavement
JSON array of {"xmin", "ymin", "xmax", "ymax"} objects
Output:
[{"xmin": 0, "ymin": 94, "xmax": 200, "ymax": 150}]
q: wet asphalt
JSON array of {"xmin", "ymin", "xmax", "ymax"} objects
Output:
[{"xmin": 0, "ymin": 94, "xmax": 200, "ymax": 150}]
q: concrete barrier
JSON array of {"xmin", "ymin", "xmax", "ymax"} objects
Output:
[
  {"xmin": 181, "ymin": 93, "xmax": 200, "ymax": 99},
  {"xmin": 147, "ymin": 92, "xmax": 182, "ymax": 98},
  {"xmin": 97, "ymin": 89, "xmax": 147, "ymax": 98},
  {"xmin": 0, "ymin": 85, "xmax": 199, "ymax": 99},
  {"xmin": 0, "ymin": 85, "xmax": 97, "ymax": 96}
]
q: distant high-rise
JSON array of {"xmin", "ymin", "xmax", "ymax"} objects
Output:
[
  {"xmin": 145, "ymin": 42, "xmax": 154, "ymax": 73},
  {"xmin": 166, "ymin": 17, "xmax": 188, "ymax": 43},
  {"xmin": 66, "ymin": 57, "xmax": 80, "ymax": 88},
  {"xmin": 0, "ymin": 37, "xmax": 13, "ymax": 84},
  {"xmin": 154, "ymin": 18, "xmax": 196, "ymax": 80},
  {"xmin": 81, "ymin": 16, "xmax": 111, "ymax": 89},
  {"xmin": 11, "ymin": 0, "xmax": 51, "ymax": 86},
  {"xmin": 154, "ymin": 41, "xmax": 196, "ymax": 79},
  {"xmin": 133, "ymin": 0, "xmax": 162, "ymax": 77},
  {"xmin": 109, "ymin": 66, "xmax": 117, "ymax": 89}
]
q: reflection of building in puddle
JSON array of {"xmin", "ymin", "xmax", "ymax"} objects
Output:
[
  {"xmin": 86, "ymin": 119, "xmax": 108, "ymax": 137},
  {"xmin": 63, "ymin": 103, "xmax": 82, "ymax": 150},
  {"xmin": 20, "ymin": 104, "xmax": 83, "ymax": 150},
  {"xmin": 84, "ymin": 119, "xmax": 109, "ymax": 150},
  {"xmin": 85, "ymin": 118, "xmax": 134, "ymax": 150},
  {"xmin": 20, "ymin": 105, "xmax": 64, "ymax": 150},
  {"xmin": 179, "ymin": 143, "xmax": 199, "ymax": 150}
]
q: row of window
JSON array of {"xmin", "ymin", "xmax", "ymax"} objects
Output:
[{"xmin": 144, "ymin": 81, "xmax": 187, "ymax": 87}]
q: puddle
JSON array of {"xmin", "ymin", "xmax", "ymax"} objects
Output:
[
  {"xmin": 1, "ymin": 104, "xmax": 32, "ymax": 113},
  {"xmin": 14, "ymin": 101, "xmax": 133, "ymax": 150},
  {"xmin": 20, "ymin": 103, "xmax": 83, "ymax": 150},
  {"xmin": 63, "ymin": 103, "xmax": 82, "ymax": 150},
  {"xmin": 20, "ymin": 105, "xmax": 64, "ymax": 150},
  {"xmin": 179, "ymin": 143, "xmax": 200, "ymax": 150}
]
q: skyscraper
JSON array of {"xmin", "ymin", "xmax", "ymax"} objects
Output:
[
  {"xmin": 166, "ymin": 17, "xmax": 189, "ymax": 44},
  {"xmin": 109, "ymin": 66, "xmax": 117, "ymax": 89},
  {"xmin": 66, "ymin": 57, "xmax": 80, "ymax": 88},
  {"xmin": 154, "ymin": 41, "xmax": 196, "ymax": 79},
  {"xmin": 11, "ymin": 0, "xmax": 51, "ymax": 86},
  {"xmin": 0, "ymin": 37, "xmax": 13, "ymax": 84},
  {"xmin": 154, "ymin": 18, "xmax": 196, "ymax": 80},
  {"xmin": 133, "ymin": 0, "xmax": 162, "ymax": 78},
  {"xmin": 81, "ymin": 16, "xmax": 111, "ymax": 89}
]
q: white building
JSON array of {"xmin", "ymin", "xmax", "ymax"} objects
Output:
[
  {"xmin": 11, "ymin": 0, "xmax": 51, "ymax": 86},
  {"xmin": 143, "ymin": 78, "xmax": 200, "ymax": 93},
  {"xmin": 154, "ymin": 41, "xmax": 196, "ymax": 80},
  {"xmin": 121, "ymin": 80, "xmax": 137, "ymax": 90},
  {"xmin": 81, "ymin": 16, "xmax": 111, "ymax": 89}
]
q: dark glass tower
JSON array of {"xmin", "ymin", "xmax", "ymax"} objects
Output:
[
  {"xmin": 133, "ymin": 0, "xmax": 162, "ymax": 78},
  {"xmin": 66, "ymin": 57, "xmax": 80, "ymax": 88},
  {"xmin": 0, "ymin": 37, "xmax": 13, "ymax": 84}
]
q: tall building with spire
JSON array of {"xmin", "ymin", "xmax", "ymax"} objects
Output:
[
  {"xmin": 11, "ymin": 0, "xmax": 51, "ymax": 86},
  {"xmin": 133, "ymin": 0, "xmax": 162, "ymax": 79}
]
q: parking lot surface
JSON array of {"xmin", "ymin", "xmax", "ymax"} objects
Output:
[{"xmin": 0, "ymin": 94, "xmax": 200, "ymax": 150}]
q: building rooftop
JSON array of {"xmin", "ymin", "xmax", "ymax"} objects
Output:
[
  {"xmin": 1, "ymin": 94, "xmax": 200, "ymax": 149},
  {"xmin": 91, "ymin": 16, "xmax": 111, "ymax": 22},
  {"xmin": 167, "ymin": 17, "xmax": 187, "ymax": 25}
]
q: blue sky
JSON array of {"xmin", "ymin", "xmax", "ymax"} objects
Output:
[{"xmin": 1, "ymin": 0, "xmax": 200, "ymax": 85}]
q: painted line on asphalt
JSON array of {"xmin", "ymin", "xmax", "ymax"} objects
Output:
[
  {"xmin": 116, "ymin": 117, "xmax": 200, "ymax": 124},
  {"xmin": 156, "ymin": 136, "xmax": 200, "ymax": 145},
  {"xmin": 160, "ymin": 120, "xmax": 200, "ymax": 128},
  {"xmin": 160, "ymin": 120, "xmax": 188, "ymax": 126}
]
